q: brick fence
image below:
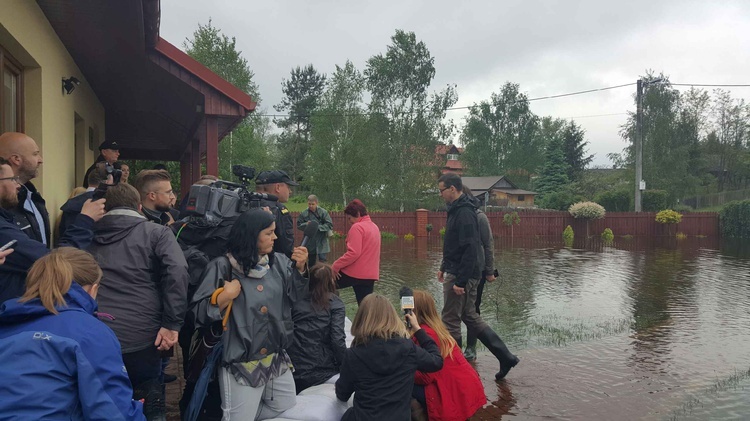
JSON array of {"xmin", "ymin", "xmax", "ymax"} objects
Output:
[{"xmin": 292, "ymin": 210, "xmax": 720, "ymax": 238}]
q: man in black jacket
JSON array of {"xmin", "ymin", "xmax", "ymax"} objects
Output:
[
  {"xmin": 83, "ymin": 139, "xmax": 120, "ymax": 188},
  {"xmin": 255, "ymin": 170, "xmax": 298, "ymax": 258},
  {"xmin": 437, "ymin": 173, "xmax": 519, "ymax": 380},
  {"xmin": 0, "ymin": 157, "xmax": 106, "ymax": 303},
  {"xmin": 0, "ymin": 132, "xmax": 49, "ymax": 245},
  {"xmin": 88, "ymin": 183, "xmax": 188, "ymax": 419},
  {"xmin": 134, "ymin": 169, "xmax": 176, "ymax": 226},
  {"xmin": 58, "ymin": 162, "xmax": 109, "ymax": 241}
]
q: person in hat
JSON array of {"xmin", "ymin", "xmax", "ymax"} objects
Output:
[
  {"xmin": 255, "ymin": 170, "xmax": 298, "ymax": 258},
  {"xmin": 83, "ymin": 140, "xmax": 120, "ymax": 188}
]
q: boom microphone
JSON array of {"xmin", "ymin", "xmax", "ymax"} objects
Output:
[
  {"xmin": 300, "ymin": 220, "xmax": 319, "ymax": 248},
  {"xmin": 399, "ymin": 286, "xmax": 415, "ymax": 328}
]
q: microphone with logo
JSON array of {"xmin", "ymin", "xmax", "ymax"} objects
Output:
[
  {"xmin": 399, "ymin": 286, "xmax": 415, "ymax": 329},
  {"xmin": 293, "ymin": 220, "xmax": 319, "ymax": 268}
]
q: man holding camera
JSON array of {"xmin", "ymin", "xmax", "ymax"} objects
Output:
[
  {"xmin": 255, "ymin": 170, "xmax": 298, "ymax": 258},
  {"xmin": 58, "ymin": 162, "xmax": 112, "ymax": 241},
  {"xmin": 83, "ymin": 140, "xmax": 120, "ymax": 188}
]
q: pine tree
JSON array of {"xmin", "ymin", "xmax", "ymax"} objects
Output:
[
  {"xmin": 561, "ymin": 121, "xmax": 592, "ymax": 181},
  {"xmin": 536, "ymin": 137, "xmax": 570, "ymax": 197}
]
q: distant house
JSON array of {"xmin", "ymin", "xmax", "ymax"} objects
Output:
[
  {"xmin": 435, "ymin": 143, "xmax": 464, "ymax": 175},
  {"xmin": 461, "ymin": 176, "xmax": 537, "ymax": 207}
]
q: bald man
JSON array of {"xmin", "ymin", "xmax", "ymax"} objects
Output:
[{"xmin": 0, "ymin": 132, "xmax": 49, "ymax": 245}]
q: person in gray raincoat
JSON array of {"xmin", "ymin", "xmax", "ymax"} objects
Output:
[{"xmin": 296, "ymin": 195, "xmax": 333, "ymax": 267}]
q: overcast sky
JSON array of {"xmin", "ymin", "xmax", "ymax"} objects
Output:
[{"xmin": 160, "ymin": 0, "xmax": 750, "ymax": 167}]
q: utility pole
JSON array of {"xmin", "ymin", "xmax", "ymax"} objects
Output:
[{"xmin": 635, "ymin": 79, "xmax": 643, "ymax": 212}]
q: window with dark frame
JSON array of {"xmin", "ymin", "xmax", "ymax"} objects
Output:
[
  {"xmin": 0, "ymin": 45, "xmax": 23, "ymax": 133},
  {"xmin": 518, "ymin": 195, "xmax": 525, "ymax": 201}
]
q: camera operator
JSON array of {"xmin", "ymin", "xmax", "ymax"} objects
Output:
[{"xmin": 255, "ymin": 170, "xmax": 298, "ymax": 258}]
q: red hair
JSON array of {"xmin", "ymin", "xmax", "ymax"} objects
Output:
[{"xmin": 344, "ymin": 199, "xmax": 368, "ymax": 217}]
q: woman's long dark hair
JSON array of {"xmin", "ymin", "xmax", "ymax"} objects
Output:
[
  {"xmin": 227, "ymin": 208, "xmax": 276, "ymax": 273},
  {"xmin": 308, "ymin": 263, "xmax": 337, "ymax": 311}
]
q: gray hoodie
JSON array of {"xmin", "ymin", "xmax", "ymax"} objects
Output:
[{"xmin": 88, "ymin": 208, "xmax": 189, "ymax": 353}]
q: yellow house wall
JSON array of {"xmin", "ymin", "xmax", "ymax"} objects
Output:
[{"xmin": 1, "ymin": 0, "xmax": 105, "ymax": 241}]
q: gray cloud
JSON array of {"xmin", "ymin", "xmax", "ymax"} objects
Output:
[{"xmin": 161, "ymin": 0, "xmax": 750, "ymax": 166}]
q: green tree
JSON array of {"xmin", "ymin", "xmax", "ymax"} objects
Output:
[
  {"xmin": 365, "ymin": 30, "xmax": 458, "ymax": 211},
  {"xmin": 535, "ymin": 137, "xmax": 570, "ymax": 198},
  {"xmin": 561, "ymin": 121, "xmax": 592, "ymax": 181},
  {"xmin": 461, "ymin": 82, "xmax": 541, "ymax": 178},
  {"xmin": 709, "ymin": 89, "xmax": 749, "ymax": 191},
  {"xmin": 308, "ymin": 61, "xmax": 372, "ymax": 205},
  {"xmin": 275, "ymin": 65, "xmax": 327, "ymax": 181},
  {"xmin": 184, "ymin": 21, "xmax": 273, "ymax": 181}
]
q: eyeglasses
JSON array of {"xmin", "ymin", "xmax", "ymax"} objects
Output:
[
  {"xmin": 0, "ymin": 176, "xmax": 20, "ymax": 184},
  {"xmin": 151, "ymin": 190, "xmax": 175, "ymax": 197},
  {"xmin": 438, "ymin": 186, "xmax": 451, "ymax": 194}
]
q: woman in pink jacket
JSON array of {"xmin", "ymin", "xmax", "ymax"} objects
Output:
[{"xmin": 332, "ymin": 199, "xmax": 381, "ymax": 304}]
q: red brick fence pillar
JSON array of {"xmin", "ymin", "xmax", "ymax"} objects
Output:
[{"xmin": 416, "ymin": 209, "xmax": 428, "ymax": 237}]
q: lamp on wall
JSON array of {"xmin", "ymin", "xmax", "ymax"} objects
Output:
[{"xmin": 62, "ymin": 76, "xmax": 80, "ymax": 95}]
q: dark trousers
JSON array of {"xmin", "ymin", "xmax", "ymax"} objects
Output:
[
  {"xmin": 336, "ymin": 271, "xmax": 375, "ymax": 304},
  {"xmin": 122, "ymin": 346, "xmax": 162, "ymax": 394},
  {"xmin": 441, "ymin": 275, "xmax": 488, "ymax": 343},
  {"xmin": 475, "ymin": 278, "xmax": 487, "ymax": 314}
]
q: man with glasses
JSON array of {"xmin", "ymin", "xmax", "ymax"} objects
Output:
[
  {"xmin": 0, "ymin": 132, "xmax": 50, "ymax": 245},
  {"xmin": 437, "ymin": 172, "xmax": 519, "ymax": 380},
  {"xmin": 0, "ymin": 156, "xmax": 106, "ymax": 303},
  {"xmin": 134, "ymin": 169, "xmax": 176, "ymax": 226}
]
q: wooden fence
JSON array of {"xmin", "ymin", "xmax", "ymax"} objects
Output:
[{"xmin": 292, "ymin": 210, "xmax": 720, "ymax": 238}]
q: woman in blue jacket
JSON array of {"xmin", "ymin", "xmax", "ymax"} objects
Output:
[{"xmin": 0, "ymin": 247, "xmax": 145, "ymax": 420}]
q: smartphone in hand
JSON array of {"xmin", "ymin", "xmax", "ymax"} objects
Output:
[{"xmin": 0, "ymin": 239, "xmax": 17, "ymax": 251}]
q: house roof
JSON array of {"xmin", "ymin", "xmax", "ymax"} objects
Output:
[
  {"xmin": 462, "ymin": 176, "xmax": 537, "ymax": 195},
  {"xmin": 445, "ymin": 159, "xmax": 463, "ymax": 170},
  {"xmin": 436, "ymin": 143, "xmax": 464, "ymax": 155}
]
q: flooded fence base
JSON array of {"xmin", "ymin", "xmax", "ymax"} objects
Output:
[{"xmin": 293, "ymin": 210, "xmax": 720, "ymax": 239}]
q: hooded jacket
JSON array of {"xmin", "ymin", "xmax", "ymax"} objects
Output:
[
  {"xmin": 441, "ymin": 193, "xmax": 481, "ymax": 287},
  {"xmin": 88, "ymin": 208, "xmax": 189, "ymax": 353},
  {"xmin": 10, "ymin": 181, "xmax": 51, "ymax": 246},
  {"xmin": 0, "ymin": 283, "xmax": 145, "ymax": 420},
  {"xmin": 335, "ymin": 329, "xmax": 443, "ymax": 421},
  {"xmin": 191, "ymin": 253, "xmax": 308, "ymax": 365},
  {"xmin": 288, "ymin": 292, "xmax": 347, "ymax": 390},
  {"xmin": 0, "ymin": 208, "xmax": 94, "ymax": 304},
  {"xmin": 412, "ymin": 325, "xmax": 486, "ymax": 421}
]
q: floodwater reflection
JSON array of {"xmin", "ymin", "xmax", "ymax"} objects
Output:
[{"xmin": 329, "ymin": 236, "xmax": 750, "ymax": 420}]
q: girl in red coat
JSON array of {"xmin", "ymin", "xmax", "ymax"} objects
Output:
[{"xmin": 412, "ymin": 289, "xmax": 487, "ymax": 421}]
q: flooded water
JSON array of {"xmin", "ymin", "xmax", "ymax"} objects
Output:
[{"xmin": 329, "ymin": 236, "xmax": 750, "ymax": 420}]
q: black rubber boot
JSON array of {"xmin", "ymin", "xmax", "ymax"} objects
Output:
[
  {"xmin": 476, "ymin": 327, "xmax": 519, "ymax": 380},
  {"xmin": 464, "ymin": 329, "xmax": 478, "ymax": 361},
  {"xmin": 136, "ymin": 379, "xmax": 166, "ymax": 421}
]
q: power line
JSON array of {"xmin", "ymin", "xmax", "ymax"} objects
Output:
[{"xmin": 254, "ymin": 82, "xmax": 637, "ymax": 118}]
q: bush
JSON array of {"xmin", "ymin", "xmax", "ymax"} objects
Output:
[
  {"xmin": 381, "ymin": 231, "xmax": 398, "ymax": 239},
  {"xmin": 601, "ymin": 228, "xmax": 614, "ymax": 242},
  {"xmin": 503, "ymin": 212, "xmax": 520, "ymax": 226},
  {"xmin": 568, "ymin": 201, "xmax": 606, "ymax": 220},
  {"xmin": 563, "ymin": 225, "xmax": 574, "ymax": 241},
  {"xmin": 403, "ymin": 233, "xmax": 415, "ymax": 240},
  {"xmin": 595, "ymin": 189, "xmax": 631, "ymax": 212},
  {"xmin": 642, "ymin": 190, "xmax": 669, "ymax": 212},
  {"xmin": 439, "ymin": 227, "xmax": 446, "ymax": 237},
  {"xmin": 720, "ymin": 199, "xmax": 750, "ymax": 238},
  {"xmin": 330, "ymin": 230, "xmax": 345, "ymax": 239},
  {"xmin": 425, "ymin": 223, "xmax": 433, "ymax": 233},
  {"xmin": 655, "ymin": 209, "xmax": 682, "ymax": 224},
  {"xmin": 538, "ymin": 190, "xmax": 585, "ymax": 211}
]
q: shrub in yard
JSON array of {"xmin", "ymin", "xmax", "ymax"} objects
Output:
[
  {"xmin": 569, "ymin": 201, "xmax": 606, "ymax": 220},
  {"xmin": 642, "ymin": 190, "xmax": 669, "ymax": 212},
  {"xmin": 381, "ymin": 231, "xmax": 398, "ymax": 239},
  {"xmin": 404, "ymin": 233, "xmax": 415, "ymax": 240},
  {"xmin": 595, "ymin": 189, "xmax": 631, "ymax": 212},
  {"xmin": 439, "ymin": 227, "xmax": 446, "ymax": 237},
  {"xmin": 655, "ymin": 209, "xmax": 682, "ymax": 224},
  {"xmin": 601, "ymin": 228, "xmax": 614, "ymax": 242},
  {"xmin": 539, "ymin": 190, "xmax": 585, "ymax": 211},
  {"xmin": 563, "ymin": 225, "xmax": 574, "ymax": 241},
  {"xmin": 720, "ymin": 199, "xmax": 750, "ymax": 238}
]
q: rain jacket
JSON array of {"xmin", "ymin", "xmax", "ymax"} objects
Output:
[
  {"xmin": 288, "ymin": 292, "xmax": 347, "ymax": 390},
  {"xmin": 10, "ymin": 181, "xmax": 50, "ymax": 245},
  {"xmin": 0, "ymin": 283, "xmax": 145, "ymax": 420},
  {"xmin": 0, "ymin": 208, "xmax": 94, "ymax": 303},
  {"xmin": 412, "ymin": 325, "xmax": 486, "ymax": 421},
  {"xmin": 296, "ymin": 206, "xmax": 333, "ymax": 254},
  {"xmin": 441, "ymin": 193, "xmax": 480, "ymax": 287},
  {"xmin": 58, "ymin": 190, "xmax": 95, "ymax": 241},
  {"xmin": 335, "ymin": 329, "xmax": 443, "ymax": 421},
  {"xmin": 88, "ymin": 208, "xmax": 189, "ymax": 353},
  {"xmin": 191, "ymin": 253, "xmax": 308, "ymax": 365}
]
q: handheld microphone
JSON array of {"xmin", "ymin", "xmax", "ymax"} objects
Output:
[
  {"xmin": 292, "ymin": 220, "xmax": 319, "ymax": 268},
  {"xmin": 300, "ymin": 220, "xmax": 319, "ymax": 248},
  {"xmin": 399, "ymin": 286, "xmax": 415, "ymax": 328}
]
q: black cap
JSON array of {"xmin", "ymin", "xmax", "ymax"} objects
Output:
[
  {"xmin": 255, "ymin": 170, "xmax": 299, "ymax": 186},
  {"xmin": 99, "ymin": 140, "xmax": 120, "ymax": 151}
]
